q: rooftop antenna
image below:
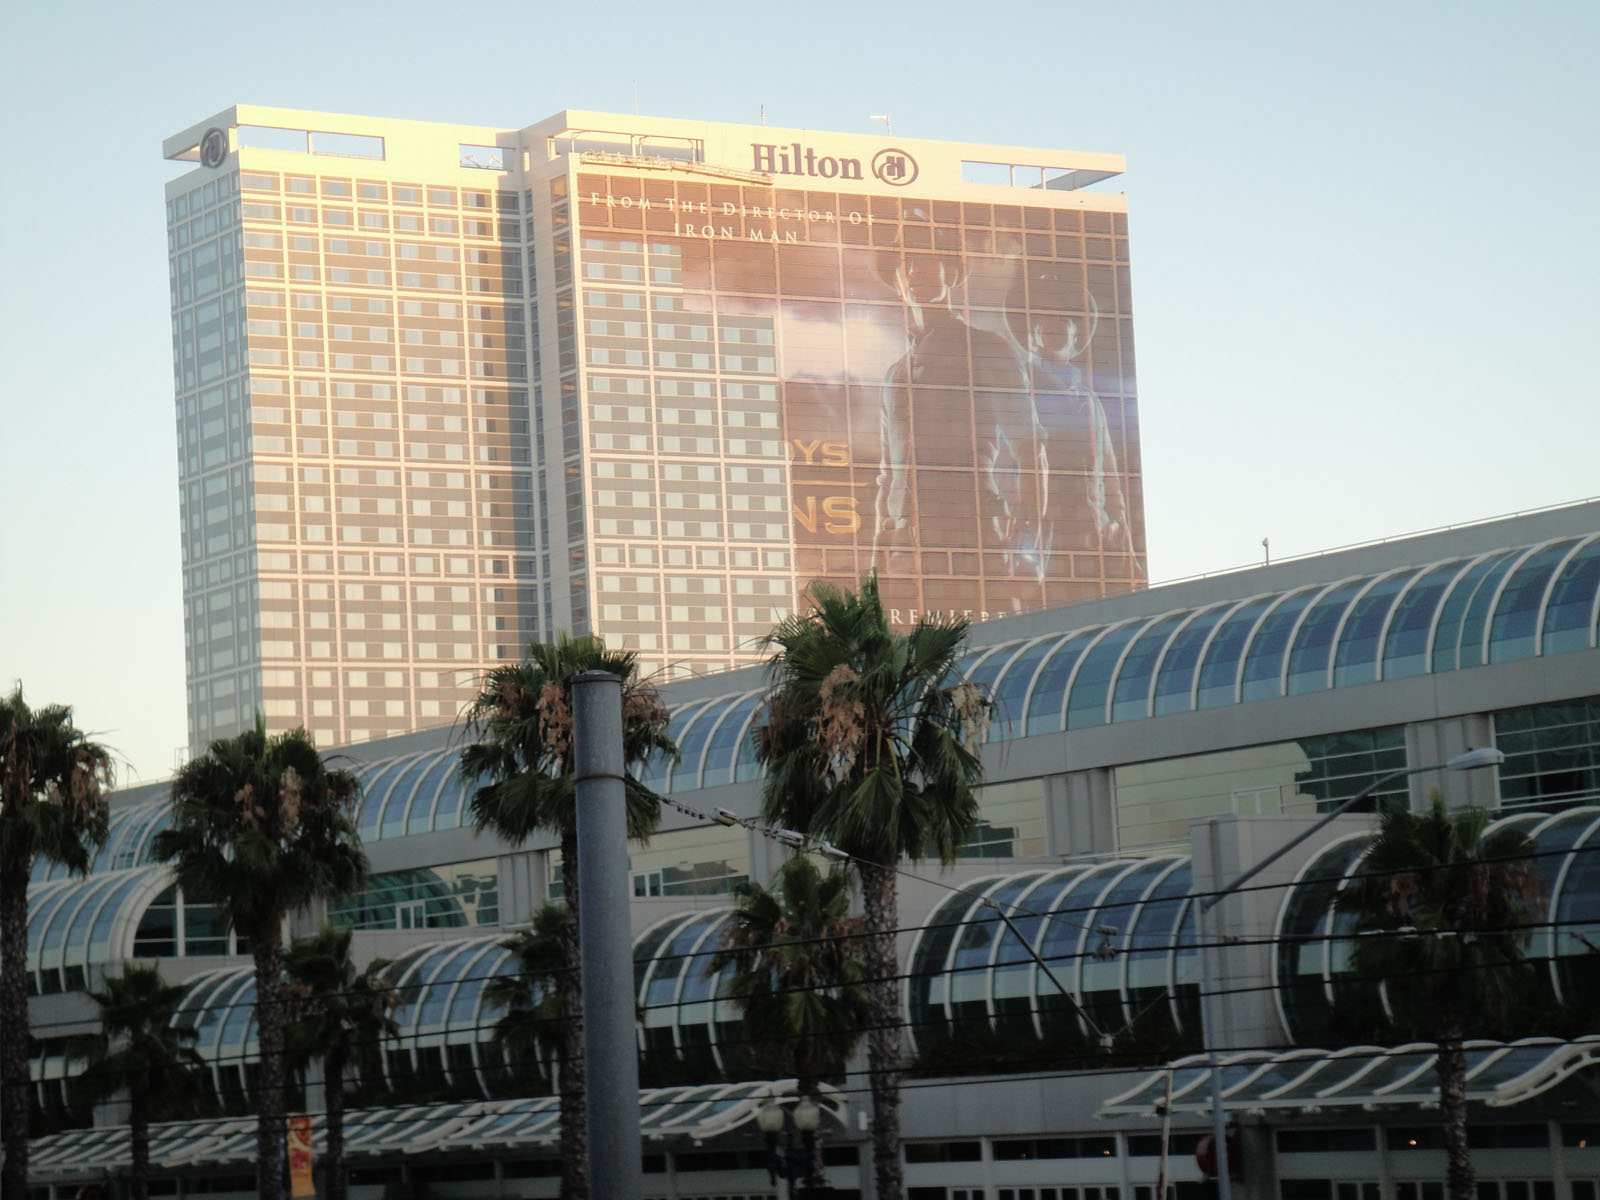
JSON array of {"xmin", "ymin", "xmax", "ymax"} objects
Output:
[
  {"xmin": 869, "ymin": 114, "xmax": 892, "ymax": 134},
  {"xmin": 1262, "ymin": 537, "xmax": 1271, "ymax": 566},
  {"xmin": 760, "ymin": 104, "xmax": 765, "ymax": 126}
]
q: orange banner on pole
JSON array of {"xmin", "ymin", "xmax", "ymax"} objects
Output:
[{"xmin": 288, "ymin": 1114, "xmax": 316, "ymax": 1198}]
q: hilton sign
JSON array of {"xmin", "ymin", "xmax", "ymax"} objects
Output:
[{"xmin": 751, "ymin": 143, "xmax": 919, "ymax": 186}]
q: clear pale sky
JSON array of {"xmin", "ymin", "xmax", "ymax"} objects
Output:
[{"xmin": 1, "ymin": 0, "xmax": 1595, "ymax": 784}]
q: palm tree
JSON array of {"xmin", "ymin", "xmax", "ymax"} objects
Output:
[
  {"xmin": 1335, "ymin": 793, "xmax": 1542, "ymax": 1200},
  {"xmin": 284, "ymin": 924, "xmax": 398, "ymax": 1200},
  {"xmin": 153, "ymin": 717, "xmax": 368, "ymax": 1200},
  {"xmin": 459, "ymin": 633, "xmax": 675, "ymax": 1200},
  {"xmin": 0, "ymin": 684, "xmax": 113, "ymax": 1200},
  {"xmin": 484, "ymin": 904, "xmax": 571, "ymax": 1100},
  {"xmin": 710, "ymin": 854, "xmax": 868, "ymax": 1192},
  {"xmin": 66, "ymin": 963, "xmax": 208, "ymax": 1200},
  {"xmin": 754, "ymin": 577, "xmax": 991, "ymax": 1200}
]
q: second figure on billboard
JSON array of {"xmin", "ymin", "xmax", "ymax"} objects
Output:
[{"xmin": 871, "ymin": 246, "xmax": 1134, "ymax": 596}]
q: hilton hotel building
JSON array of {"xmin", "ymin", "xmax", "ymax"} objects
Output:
[{"xmin": 164, "ymin": 106, "xmax": 1144, "ymax": 752}]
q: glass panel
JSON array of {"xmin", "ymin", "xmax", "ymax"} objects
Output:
[
  {"xmin": 990, "ymin": 639, "xmax": 1056, "ymax": 741},
  {"xmin": 357, "ymin": 755, "xmax": 416, "ymax": 840},
  {"xmin": 628, "ymin": 825, "xmax": 747, "ymax": 897},
  {"xmin": 1080, "ymin": 859, "xmax": 1167, "ymax": 1029},
  {"xmin": 1555, "ymin": 821, "xmax": 1600, "ymax": 1003},
  {"xmin": 1196, "ymin": 595, "xmax": 1274, "ymax": 708},
  {"xmin": 1495, "ymin": 697, "xmax": 1600, "ymax": 811},
  {"xmin": 1490, "ymin": 540, "xmax": 1582, "ymax": 663},
  {"xmin": 1540, "ymin": 536, "xmax": 1600, "ymax": 654},
  {"xmin": 1276, "ymin": 837, "xmax": 1367, "ymax": 1043},
  {"xmin": 643, "ymin": 701, "xmax": 707, "ymax": 790},
  {"xmin": 1286, "ymin": 580, "xmax": 1365, "ymax": 695},
  {"xmin": 1432, "ymin": 552, "xmax": 1516, "ymax": 673},
  {"xmin": 699, "ymin": 693, "xmax": 760, "ymax": 789},
  {"xmin": 1382, "ymin": 560, "xmax": 1466, "ymax": 680},
  {"xmin": 670, "ymin": 702, "xmax": 725, "ymax": 792},
  {"xmin": 1331, "ymin": 571, "xmax": 1412, "ymax": 688},
  {"xmin": 1457, "ymin": 551, "xmax": 1529, "ymax": 669},
  {"xmin": 1065, "ymin": 623, "xmax": 1143, "ymax": 731},
  {"xmin": 88, "ymin": 874, "xmax": 147, "ymax": 963},
  {"xmin": 1124, "ymin": 863, "xmax": 1190, "ymax": 1015},
  {"xmin": 909, "ymin": 891, "xmax": 983, "ymax": 1036},
  {"xmin": 1110, "ymin": 612, "xmax": 1187, "ymax": 723},
  {"xmin": 403, "ymin": 752, "xmax": 456, "ymax": 835},
  {"xmin": 1240, "ymin": 587, "xmax": 1320, "ymax": 702},
  {"xmin": 1024, "ymin": 630, "xmax": 1100, "ymax": 735},
  {"xmin": 962, "ymin": 779, "xmax": 1047, "ymax": 858},
  {"xmin": 1151, "ymin": 604, "xmax": 1228, "ymax": 717}
]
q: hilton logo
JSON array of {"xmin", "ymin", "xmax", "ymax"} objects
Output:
[
  {"xmin": 751, "ymin": 142, "xmax": 864, "ymax": 181},
  {"xmin": 871, "ymin": 148, "xmax": 919, "ymax": 187}
]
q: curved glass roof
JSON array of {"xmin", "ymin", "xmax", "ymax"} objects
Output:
[
  {"xmin": 26, "ymin": 1079, "xmax": 845, "ymax": 1183},
  {"xmin": 31, "ymin": 800, "xmax": 170, "ymax": 883},
  {"xmin": 25, "ymin": 866, "xmax": 174, "ymax": 996},
  {"xmin": 1274, "ymin": 805, "xmax": 1600, "ymax": 1044},
  {"xmin": 616, "ymin": 534, "xmax": 1600, "ymax": 795},
  {"xmin": 905, "ymin": 860, "xmax": 1200, "ymax": 1053},
  {"xmin": 1101, "ymin": 1036, "xmax": 1600, "ymax": 1117}
]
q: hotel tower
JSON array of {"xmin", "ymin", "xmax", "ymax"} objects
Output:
[{"xmin": 163, "ymin": 106, "xmax": 1144, "ymax": 752}]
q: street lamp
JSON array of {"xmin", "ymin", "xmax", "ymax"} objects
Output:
[
  {"xmin": 1194, "ymin": 746, "xmax": 1505, "ymax": 1199},
  {"xmin": 757, "ymin": 1096, "xmax": 824, "ymax": 1198}
]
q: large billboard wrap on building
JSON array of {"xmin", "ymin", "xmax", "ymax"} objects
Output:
[{"xmin": 575, "ymin": 166, "xmax": 1144, "ymax": 622}]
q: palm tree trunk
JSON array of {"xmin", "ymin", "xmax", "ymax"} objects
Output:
[
  {"xmin": 0, "ymin": 865, "xmax": 31, "ymax": 1200},
  {"xmin": 1437, "ymin": 1004, "xmax": 1474, "ymax": 1200},
  {"xmin": 799, "ymin": 1077, "xmax": 827, "ymax": 1191},
  {"xmin": 325, "ymin": 1046, "xmax": 346, "ymax": 1200},
  {"xmin": 860, "ymin": 864, "xmax": 903, "ymax": 1200},
  {"xmin": 254, "ymin": 924, "xmax": 288, "ymax": 1200},
  {"xmin": 129, "ymin": 1085, "xmax": 151, "ymax": 1200},
  {"xmin": 559, "ymin": 831, "xmax": 588, "ymax": 1200}
]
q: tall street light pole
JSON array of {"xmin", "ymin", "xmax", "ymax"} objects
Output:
[
  {"xmin": 573, "ymin": 670, "xmax": 644, "ymax": 1200},
  {"xmin": 1195, "ymin": 746, "xmax": 1505, "ymax": 1199}
]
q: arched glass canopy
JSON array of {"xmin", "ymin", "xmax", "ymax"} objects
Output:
[
  {"xmin": 1274, "ymin": 805, "xmax": 1600, "ymax": 1044},
  {"xmin": 621, "ymin": 534, "xmax": 1598, "ymax": 791}
]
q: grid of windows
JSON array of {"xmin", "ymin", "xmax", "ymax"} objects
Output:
[{"xmin": 1496, "ymin": 696, "xmax": 1600, "ymax": 811}]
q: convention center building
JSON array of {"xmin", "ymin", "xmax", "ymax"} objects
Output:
[{"xmin": 22, "ymin": 501, "xmax": 1600, "ymax": 1199}]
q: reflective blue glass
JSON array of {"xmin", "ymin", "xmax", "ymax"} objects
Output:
[
  {"xmin": 1065, "ymin": 623, "xmax": 1143, "ymax": 731},
  {"xmin": 62, "ymin": 876, "xmax": 121, "ymax": 959},
  {"xmin": 1240, "ymin": 588, "xmax": 1320, "ymax": 702},
  {"xmin": 1125, "ymin": 863, "xmax": 1190, "ymax": 1008},
  {"xmin": 219, "ymin": 979, "xmax": 258, "ymax": 1050},
  {"xmin": 1196, "ymin": 596, "xmax": 1274, "ymax": 709},
  {"xmin": 1023, "ymin": 630, "xmax": 1100, "ymax": 736},
  {"xmin": 643, "ymin": 702, "xmax": 708, "ymax": 791},
  {"xmin": 417, "ymin": 945, "xmax": 478, "ymax": 1029},
  {"xmin": 633, "ymin": 917, "xmax": 683, "ymax": 997},
  {"xmin": 1524, "ymin": 811, "xmax": 1600, "ymax": 972},
  {"xmin": 1038, "ymin": 862, "xmax": 1125, "ymax": 1002},
  {"xmin": 1080, "ymin": 860, "xmax": 1166, "ymax": 1027},
  {"xmin": 1431, "ymin": 552, "xmax": 1516, "ymax": 673},
  {"xmin": 908, "ymin": 890, "xmax": 984, "ymax": 1032},
  {"xmin": 87, "ymin": 874, "xmax": 147, "ymax": 962},
  {"xmin": 1110, "ymin": 612, "xmax": 1187, "ymax": 723},
  {"xmin": 404, "ymin": 752, "xmax": 457, "ymax": 835},
  {"xmin": 358, "ymin": 756, "xmax": 415, "ymax": 840},
  {"xmin": 965, "ymin": 641, "xmax": 1022, "ymax": 695},
  {"xmin": 1381, "ymin": 560, "xmax": 1465, "ymax": 680},
  {"xmin": 1555, "ymin": 822, "xmax": 1600, "ymax": 1003},
  {"xmin": 699, "ymin": 694, "xmax": 760, "ymax": 789},
  {"xmin": 989, "ymin": 639, "xmax": 1056, "ymax": 741},
  {"xmin": 124, "ymin": 806, "xmax": 171, "ymax": 870},
  {"xmin": 679, "ymin": 916, "xmax": 731, "ymax": 1004},
  {"xmin": 1455, "ymin": 552, "xmax": 1523, "ymax": 669},
  {"xmin": 1331, "ymin": 571, "xmax": 1412, "ymax": 688},
  {"xmin": 1541, "ymin": 537, "xmax": 1600, "ymax": 655},
  {"xmin": 27, "ymin": 884, "xmax": 73, "ymax": 952},
  {"xmin": 671, "ymin": 703, "xmax": 725, "ymax": 793},
  {"xmin": 647, "ymin": 914, "xmax": 720, "ymax": 1006},
  {"xmin": 432, "ymin": 764, "xmax": 472, "ymax": 832},
  {"xmin": 1285, "ymin": 580, "xmax": 1365, "ymax": 695},
  {"xmin": 732, "ymin": 701, "xmax": 764, "ymax": 783},
  {"xmin": 90, "ymin": 810, "xmax": 139, "ymax": 873},
  {"xmin": 1151, "ymin": 606, "xmax": 1229, "ymax": 717},
  {"xmin": 1490, "ymin": 539, "xmax": 1583, "ymax": 663},
  {"xmin": 391, "ymin": 945, "xmax": 456, "ymax": 1029}
]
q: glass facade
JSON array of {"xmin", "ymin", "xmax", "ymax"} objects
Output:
[
  {"xmin": 1495, "ymin": 696, "xmax": 1600, "ymax": 812},
  {"xmin": 573, "ymin": 166, "xmax": 1145, "ymax": 665},
  {"xmin": 1112, "ymin": 728, "xmax": 1406, "ymax": 852},
  {"xmin": 329, "ymin": 858, "xmax": 500, "ymax": 930},
  {"xmin": 1273, "ymin": 806, "xmax": 1600, "ymax": 1043}
]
